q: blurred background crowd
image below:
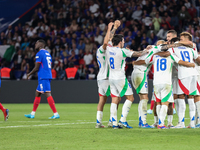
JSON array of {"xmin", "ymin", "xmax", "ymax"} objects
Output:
[{"xmin": 0, "ymin": 0, "xmax": 200, "ymax": 80}]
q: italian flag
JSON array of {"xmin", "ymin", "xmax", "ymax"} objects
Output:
[{"xmin": 0, "ymin": 45, "xmax": 15, "ymax": 62}]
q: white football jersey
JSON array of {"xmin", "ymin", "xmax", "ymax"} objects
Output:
[
  {"xmin": 107, "ymin": 47, "xmax": 134, "ymax": 79},
  {"xmin": 168, "ymin": 46, "xmax": 199, "ymax": 79},
  {"xmin": 145, "ymin": 54, "xmax": 180, "ymax": 85},
  {"xmin": 134, "ymin": 45, "xmax": 161, "ymax": 73},
  {"xmin": 96, "ymin": 41, "xmax": 113, "ymax": 80},
  {"xmin": 96, "ymin": 46, "xmax": 108, "ymax": 80}
]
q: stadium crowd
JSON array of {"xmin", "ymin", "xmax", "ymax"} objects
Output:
[{"xmin": 0, "ymin": 0, "xmax": 200, "ymax": 80}]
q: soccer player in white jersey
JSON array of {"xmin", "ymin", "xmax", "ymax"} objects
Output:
[
  {"xmin": 178, "ymin": 32, "xmax": 200, "ymax": 128},
  {"xmin": 131, "ymin": 40, "xmax": 164, "ymax": 128},
  {"xmin": 157, "ymin": 36, "xmax": 200, "ymax": 128},
  {"xmin": 95, "ymin": 21, "xmax": 120, "ymax": 128},
  {"xmin": 145, "ymin": 51, "xmax": 195, "ymax": 129},
  {"xmin": 107, "ymin": 34, "xmax": 147, "ymax": 129}
]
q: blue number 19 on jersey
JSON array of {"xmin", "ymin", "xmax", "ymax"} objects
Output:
[
  {"xmin": 157, "ymin": 58, "xmax": 167, "ymax": 71},
  {"xmin": 109, "ymin": 57, "xmax": 115, "ymax": 69},
  {"xmin": 180, "ymin": 51, "xmax": 190, "ymax": 62}
]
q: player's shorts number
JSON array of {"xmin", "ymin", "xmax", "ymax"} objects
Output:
[
  {"xmin": 97, "ymin": 59, "xmax": 101, "ymax": 68},
  {"xmin": 109, "ymin": 57, "xmax": 115, "ymax": 69},
  {"xmin": 46, "ymin": 57, "xmax": 51, "ymax": 68},
  {"xmin": 157, "ymin": 58, "xmax": 166, "ymax": 71},
  {"xmin": 180, "ymin": 51, "xmax": 190, "ymax": 62}
]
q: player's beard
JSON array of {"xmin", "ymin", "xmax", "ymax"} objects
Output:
[{"xmin": 35, "ymin": 47, "xmax": 39, "ymax": 52}]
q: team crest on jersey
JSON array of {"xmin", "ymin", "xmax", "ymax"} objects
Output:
[{"xmin": 109, "ymin": 52, "xmax": 116, "ymax": 55}]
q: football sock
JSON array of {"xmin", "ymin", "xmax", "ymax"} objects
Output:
[
  {"xmin": 154, "ymin": 116, "xmax": 158, "ymax": 124},
  {"xmin": 178, "ymin": 99, "xmax": 186, "ymax": 125},
  {"xmin": 96, "ymin": 111, "xmax": 103, "ymax": 124},
  {"xmin": 173, "ymin": 103, "xmax": 175, "ymax": 109},
  {"xmin": 47, "ymin": 96, "xmax": 57, "ymax": 113},
  {"xmin": 0, "ymin": 103, "xmax": 5, "ymax": 112},
  {"xmin": 32, "ymin": 97, "xmax": 41, "ymax": 113},
  {"xmin": 140, "ymin": 99, "xmax": 148, "ymax": 124},
  {"xmin": 188, "ymin": 98, "xmax": 195, "ymax": 127},
  {"xmin": 150, "ymin": 100, "xmax": 155, "ymax": 110},
  {"xmin": 120, "ymin": 100, "xmax": 132, "ymax": 122},
  {"xmin": 159, "ymin": 105, "xmax": 168, "ymax": 126},
  {"xmin": 156, "ymin": 104, "xmax": 161, "ymax": 119},
  {"xmin": 167, "ymin": 115, "xmax": 173, "ymax": 126},
  {"xmin": 195, "ymin": 101, "xmax": 200, "ymax": 124},
  {"xmin": 110, "ymin": 103, "xmax": 117, "ymax": 126},
  {"xmin": 174, "ymin": 99, "xmax": 179, "ymax": 117}
]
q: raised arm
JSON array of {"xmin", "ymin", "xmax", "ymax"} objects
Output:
[
  {"xmin": 110, "ymin": 20, "xmax": 121, "ymax": 40},
  {"xmin": 102, "ymin": 22, "xmax": 114, "ymax": 50},
  {"xmin": 178, "ymin": 60, "xmax": 195, "ymax": 68},
  {"xmin": 131, "ymin": 49, "xmax": 149, "ymax": 57},
  {"xmin": 160, "ymin": 43, "xmax": 184, "ymax": 51}
]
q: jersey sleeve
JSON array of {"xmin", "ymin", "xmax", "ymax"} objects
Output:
[
  {"xmin": 35, "ymin": 51, "xmax": 42, "ymax": 63},
  {"xmin": 145, "ymin": 54, "xmax": 155, "ymax": 65},
  {"xmin": 170, "ymin": 54, "xmax": 180, "ymax": 63},
  {"xmin": 168, "ymin": 48, "xmax": 174, "ymax": 55},
  {"xmin": 192, "ymin": 48, "xmax": 199, "ymax": 59},
  {"xmin": 121, "ymin": 48, "xmax": 134, "ymax": 58},
  {"xmin": 154, "ymin": 45, "xmax": 161, "ymax": 53},
  {"xmin": 98, "ymin": 46, "xmax": 106, "ymax": 53}
]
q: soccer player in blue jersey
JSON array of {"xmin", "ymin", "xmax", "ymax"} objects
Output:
[
  {"xmin": 24, "ymin": 39, "xmax": 60, "ymax": 119},
  {"xmin": 0, "ymin": 77, "xmax": 9, "ymax": 121}
]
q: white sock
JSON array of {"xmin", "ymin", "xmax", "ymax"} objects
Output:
[
  {"xmin": 154, "ymin": 116, "xmax": 158, "ymax": 124},
  {"xmin": 174, "ymin": 99, "xmax": 179, "ymax": 117},
  {"xmin": 54, "ymin": 112, "xmax": 58, "ymax": 116},
  {"xmin": 110, "ymin": 103, "xmax": 118, "ymax": 126},
  {"xmin": 156, "ymin": 104, "xmax": 161, "ymax": 118},
  {"xmin": 195, "ymin": 101, "xmax": 200, "ymax": 124},
  {"xmin": 159, "ymin": 105, "xmax": 168, "ymax": 126},
  {"xmin": 139, "ymin": 99, "xmax": 148, "ymax": 124},
  {"xmin": 120, "ymin": 100, "xmax": 132, "ymax": 122},
  {"xmin": 31, "ymin": 111, "xmax": 35, "ymax": 115},
  {"xmin": 96, "ymin": 111, "xmax": 103, "ymax": 124},
  {"xmin": 188, "ymin": 98, "xmax": 195, "ymax": 127},
  {"xmin": 167, "ymin": 115, "xmax": 173, "ymax": 126},
  {"xmin": 178, "ymin": 99, "xmax": 186, "ymax": 125}
]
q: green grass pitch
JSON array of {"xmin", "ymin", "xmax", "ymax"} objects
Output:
[{"xmin": 0, "ymin": 103, "xmax": 200, "ymax": 150}]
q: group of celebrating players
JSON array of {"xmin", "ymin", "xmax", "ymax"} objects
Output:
[{"xmin": 96, "ymin": 20, "xmax": 200, "ymax": 129}]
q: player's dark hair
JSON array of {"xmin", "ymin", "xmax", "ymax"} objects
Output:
[
  {"xmin": 38, "ymin": 39, "xmax": 46, "ymax": 47},
  {"xmin": 170, "ymin": 37, "xmax": 180, "ymax": 43},
  {"xmin": 112, "ymin": 34, "xmax": 124, "ymax": 46},
  {"xmin": 167, "ymin": 30, "xmax": 177, "ymax": 36}
]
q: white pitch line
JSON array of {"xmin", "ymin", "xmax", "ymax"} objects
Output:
[
  {"xmin": 0, "ymin": 118, "xmax": 190, "ymax": 129},
  {"xmin": 0, "ymin": 120, "xmax": 137, "ymax": 129}
]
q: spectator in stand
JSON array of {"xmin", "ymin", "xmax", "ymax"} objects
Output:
[
  {"xmin": 68, "ymin": 50, "xmax": 79, "ymax": 65},
  {"xmin": 94, "ymin": 30, "xmax": 103, "ymax": 45},
  {"xmin": 157, "ymin": 24, "xmax": 168, "ymax": 39},
  {"xmin": 83, "ymin": 49, "xmax": 93, "ymax": 67},
  {"xmin": 85, "ymin": 38, "xmax": 93, "ymax": 51},
  {"xmin": 78, "ymin": 64, "xmax": 86, "ymax": 80},
  {"xmin": 132, "ymin": 5, "xmax": 142, "ymax": 21},
  {"xmin": 178, "ymin": 6, "xmax": 191, "ymax": 28},
  {"xmin": 77, "ymin": 39, "xmax": 85, "ymax": 50},
  {"xmin": 20, "ymin": 37, "xmax": 30, "ymax": 51},
  {"xmin": 148, "ymin": 31, "xmax": 158, "ymax": 45},
  {"xmin": 89, "ymin": 1, "xmax": 99, "ymax": 17},
  {"xmin": 69, "ymin": 43, "xmax": 79, "ymax": 55},
  {"xmin": 187, "ymin": 24, "xmax": 195, "ymax": 36},
  {"xmin": 105, "ymin": 8, "xmax": 114, "ymax": 19},
  {"xmin": 99, "ymin": 20, "xmax": 106, "ymax": 31},
  {"xmin": 152, "ymin": 12, "xmax": 161, "ymax": 33}
]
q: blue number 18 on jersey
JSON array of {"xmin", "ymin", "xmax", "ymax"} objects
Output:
[{"xmin": 156, "ymin": 58, "xmax": 167, "ymax": 71}]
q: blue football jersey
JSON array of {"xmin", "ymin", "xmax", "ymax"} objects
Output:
[{"xmin": 36, "ymin": 49, "xmax": 52, "ymax": 80}]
